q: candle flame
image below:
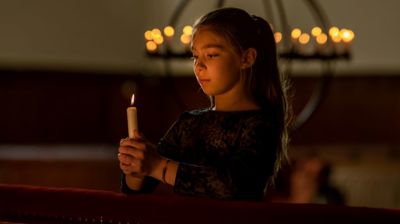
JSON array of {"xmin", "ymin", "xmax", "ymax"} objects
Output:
[{"xmin": 131, "ymin": 94, "xmax": 135, "ymax": 106}]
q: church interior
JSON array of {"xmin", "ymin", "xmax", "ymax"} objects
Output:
[{"xmin": 0, "ymin": 0, "xmax": 400, "ymax": 223}]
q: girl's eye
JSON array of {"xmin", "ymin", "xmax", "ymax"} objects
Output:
[{"xmin": 207, "ymin": 54, "xmax": 218, "ymax": 58}]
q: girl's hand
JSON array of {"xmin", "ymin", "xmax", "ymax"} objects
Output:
[{"xmin": 118, "ymin": 130, "xmax": 162, "ymax": 177}]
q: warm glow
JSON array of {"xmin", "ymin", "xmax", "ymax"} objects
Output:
[
  {"xmin": 180, "ymin": 34, "xmax": 191, "ymax": 45},
  {"xmin": 274, "ymin": 32, "xmax": 282, "ymax": 44},
  {"xmin": 291, "ymin": 28, "xmax": 302, "ymax": 39},
  {"xmin": 316, "ymin": 33, "xmax": 328, "ymax": 45},
  {"xmin": 299, "ymin": 33, "xmax": 310, "ymax": 44},
  {"xmin": 151, "ymin": 28, "xmax": 162, "ymax": 39},
  {"xmin": 154, "ymin": 36, "xmax": 164, "ymax": 45},
  {"xmin": 311, "ymin": 27, "xmax": 322, "ymax": 37},
  {"xmin": 164, "ymin": 26, "xmax": 175, "ymax": 37},
  {"xmin": 146, "ymin": 41, "xmax": 157, "ymax": 52},
  {"xmin": 182, "ymin": 25, "xmax": 193, "ymax": 35},
  {"xmin": 331, "ymin": 34, "xmax": 342, "ymax": 43},
  {"xmin": 144, "ymin": 30, "xmax": 153, "ymax": 41},
  {"xmin": 329, "ymin": 26, "xmax": 340, "ymax": 37},
  {"xmin": 130, "ymin": 94, "xmax": 135, "ymax": 106},
  {"xmin": 340, "ymin": 29, "xmax": 355, "ymax": 43},
  {"xmin": 329, "ymin": 26, "xmax": 341, "ymax": 43}
]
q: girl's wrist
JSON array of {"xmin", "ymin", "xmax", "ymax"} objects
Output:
[
  {"xmin": 149, "ymin": 157, "xmax": 166, "ymax": 180},
  {"xmin": 148, "ymin": 157, "xmax": 178, "ymax": 186}
]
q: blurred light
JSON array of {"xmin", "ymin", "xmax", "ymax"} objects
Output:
[
  {"xmin": 154, "ymin": 36, "xmax": 164, "ymax": 45},
  {"xmin": 291, "ymin": 28, "xmax": 302, "ymax": 39},
  {"xmin": 329, "ymin": 26, "xmax": 340, "ymax": 37},
  {"xmin": 299, "ymin": 33, "xmax": 310, "ymax": 44},
  {"xmin": 331, "ymin": 34, "xmax": 342, "ymax": 43},
  {"xmin": 311, "ymin": 27, "xmax": 322, "ymax": 37},
  {"xmin": 151, "ymin": 28, "xmax": 162, "ymax": 39},
  {"xmin": 274, "ymin": 32, "xmax": 282, "ymax": 44},
  {"xmin": 329, "ymin": 26, "xmax": 341, "ymax": 43},
  {"xmin": 316, "ymin": 33, "xmax": 328, "ymax": 45},
  {"xmin": 146, "ymin": 41, "xmax": 157, "ymax": 52},
  {"xmin": 144, "ymin": 22, "xmax": 354, "ymax": 59},
  {"xmin": 180, "ymin": 34, "xmax": 191, "ymax": 45},
  {"xmin": 164, "ymin": 26, "xmax": 175, "ymax": 37},
  {"xmin": 144, "ymin": 30, "xmax": 153, "ymax": 41},
  {"xmin": 340, "ymin": 29, "xmax": 355, "ymax": 43},
  {"xmin": 183, "ymin": 25, "xmax": 193, "ymax": 35}
]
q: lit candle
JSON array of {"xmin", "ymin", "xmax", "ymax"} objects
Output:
[
  {"xmin": 127, "ymin": 94, "xmax": 138, "ymax": 139},
  {"xmin": 126, "ymin": 93, "xmax": 144, "ymax": 190}
]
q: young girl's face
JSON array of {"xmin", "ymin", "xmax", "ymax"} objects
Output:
[{"xmin": 191, "ymin": 28, "xmax": 244, "ymax": 97}]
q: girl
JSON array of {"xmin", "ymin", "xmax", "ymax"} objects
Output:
[{"xmin": 118, "ymin": 7, "xmax": 290, "ymax": 200}]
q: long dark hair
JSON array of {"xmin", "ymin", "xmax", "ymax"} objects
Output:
[{"xmin": 192, "ymin": 7, "xmax": 290, "ymax": 184}]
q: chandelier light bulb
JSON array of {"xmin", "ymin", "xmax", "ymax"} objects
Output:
[
  {"xmin": 154, "ymin": 36, "xmax": 164, "ymax": 45},
  {"xmin": 183, "ymin": 25, "xmax": 193, "ymax": 36},
  {"xmin": 144, "ymin": 30, "xmax": 153, "ymax": 41},
  {"xmin": 340, "ymin": 29, "xmax": 355, "ymax": 43},
  {"xmin": 164, "ymin": 26, "xmax": 175, "ymax": 37},
  {"xmin": 146, "ymin": 41, "xmax": 157, "ymax": 52},
  {"xmin": 329, "ymin": 26, "xmax": 340, "ymax": 37},
  {"xmin": 180, "ymin": 34, "xmax": 191, "ymax": 45},
  {"xmin": 291, "ymin": 28, "xmax": 302, "ymax": 39},
  {"xmin": 311, "ymin": 26, "xmax": 322, "ymax": 37},
  {"xmin": 274, "ymin": 32, "xmax": 282, "ymax": 44},
  {"xmin": 316, "ymin": 33, "xmax": 328, "ymax": 45},
  {"xmin": 151, "ymin": 28, "xmax": 162, "ymax": 40},
  {"xmin": 299, "ymin": 33, "xmax": 310, "ymax": 45}
]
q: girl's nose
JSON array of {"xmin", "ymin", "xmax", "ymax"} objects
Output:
[{"xmin": 194, "ymin": 59, "xmax": 206, "ymax": 73}]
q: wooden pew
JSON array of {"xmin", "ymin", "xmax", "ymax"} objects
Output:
[{"xmin": 1, "ymin": 184, "xmax": 399, "ymax": 223}]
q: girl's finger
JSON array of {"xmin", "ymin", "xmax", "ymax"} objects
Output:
[
  {"xmin": 119, "ymin": 148, "xmax": 144, "ymax": 160},
  {"xmin": 118, "ymin": 153, "xmax": 134, "ymax": 165},
  {"xmin": 134, "ymin": 130, "xmax": 144, "ymax": 140},
  {"xmin": 120, "ymin": 139, "xmax": 146, "ymax": 151},
  {"xmin": 118, "ymin": 145, "xmax": 141, "ymax": 157}
]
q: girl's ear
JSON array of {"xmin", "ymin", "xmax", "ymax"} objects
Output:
[{"xmin": 240, "ymin": 48, "xmax": 257, "ymax": 69}]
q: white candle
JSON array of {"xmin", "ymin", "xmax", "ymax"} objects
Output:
[
  {"xmin": 126, "ymin": 94, "xmax": 144, "ymax": 190},
  {"xmin": 127, "ymin": 94, "xmax": 138, "ymax": 139}
]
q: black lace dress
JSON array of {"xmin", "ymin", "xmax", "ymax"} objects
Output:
[{"xmin": 121, "ymin": 108, "xmax": 279, "ymax": 200}]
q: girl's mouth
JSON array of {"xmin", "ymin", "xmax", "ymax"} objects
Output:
[{"xmin": 199, "ymin": 79, "xmax": 210, "ymax": 85}]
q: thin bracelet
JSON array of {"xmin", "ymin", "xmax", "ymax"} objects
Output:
[{"xmin": 162, "ymin": 159, "xmax": 171, "ymax": 184}]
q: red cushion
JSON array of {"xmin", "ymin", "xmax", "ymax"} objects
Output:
[{"xmin": 1, "ymin": 183, "xmax": 399, "ymax": 223}]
